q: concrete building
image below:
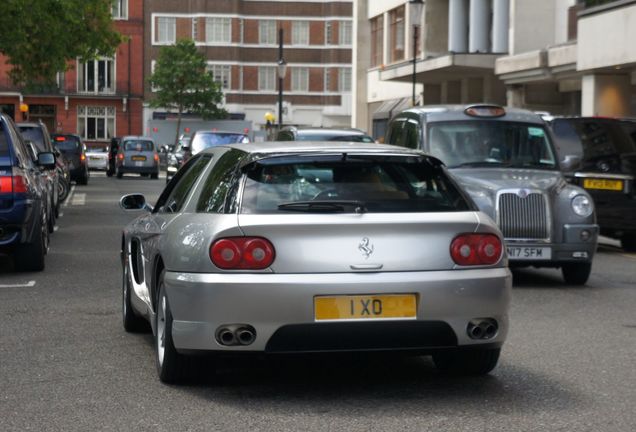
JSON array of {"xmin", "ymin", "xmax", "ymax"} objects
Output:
[
  {"xmin": 144, "ymin": 0, "xmax": 354, "ymax": 136},
  {"xmin": 0, "ymin": 0, "xmax": 144, "ymax": 147},
  {"xmin": 495, "ymin": 0, "xmax": 636, "ymax": 117},
  {"xmin": 354, "ymin": 0, "xmax": 508, "ymax": 140}
]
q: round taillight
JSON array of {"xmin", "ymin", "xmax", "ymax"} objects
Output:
[
  {"xmin": 210, "ymin": 239, "xmax": 242, "ymax": 269},
  {"xmin": 242, "ymin": 238, "xmax": 275, "ymax": 268},
  {"xmin": 451, "ymin": 234, "xmax": 502, "ymax": 266}
]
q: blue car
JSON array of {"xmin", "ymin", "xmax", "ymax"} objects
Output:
[{"xmin": 0, "ymin": 114, "xmax": 56, "ymax": 271}]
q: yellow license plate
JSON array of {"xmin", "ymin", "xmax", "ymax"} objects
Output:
[
  {"xmin": 131, "ymin": 155, "xmax": 146, "ymax": 161},
  {"xmin": 314, "ymin": 294, "xmax": 417, "ymax": 321},
  {"xmin": 583, "ymin": 178, "xmax": 623, "ymax": 191}
]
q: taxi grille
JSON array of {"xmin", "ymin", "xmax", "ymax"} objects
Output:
[{"xmin": 498, "ymin": 192, "xmax": 549, "ymax": 239}]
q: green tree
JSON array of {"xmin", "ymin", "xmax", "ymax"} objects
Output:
[
  {"xmin": 148, "ymin": 39, "xmax": 227, "ymax": 146},
  {"xmin": 0, "ymin": 0, "xmax": 123, "ymax": 87}
]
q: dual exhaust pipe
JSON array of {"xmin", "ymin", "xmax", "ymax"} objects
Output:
[
  {"xmin": 467, "ymin": 318, "xmax": 498, "ymax": 340},
  {"xmin": 216, "ymin": 324, "xmax": 257, "ymax": 346}
]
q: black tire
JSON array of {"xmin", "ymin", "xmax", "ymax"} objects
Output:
[
  {"xmin": 155, "ymin": 271, "xmax": 195, "ymax": 384},
  {"xmin": 433, "ymin": 347, "xmax": 501, "ymax": 375},
  {"xmin": 58, "ymin": 178, "xmax": 70, "ymax": 202},
  {"xmin": 150, "ymin": 172, "xmax": 159, "ymax": 180},
  {"xmin": 621, "ymin": 233, "xmax": 636, "ymax": 252},
  {"xmin": 47, "ymin": 204, "xmax": 55, "ymax": 234},
  {"xmin": 14, "ymin": 219, "xmax": 45, "ymax": 272},
  {"xmin": 77, "ymin": 174, "xmax": 88, "ymax": 185},
  {"xmin": 116, "ymin": 169, "xmax": 123, "ymax": 179},
  {"xmin": 561, "ymin": 262, "xmax": 592, "ymax": 285},
  {"xmin": 122, "ymin": 261, "xmax": 150, "ymax": 333}
]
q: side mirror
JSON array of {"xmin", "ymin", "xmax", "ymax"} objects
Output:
[
  {"xmin": 560, "ymin": 154, "xmax": 581, "ymax": 172},
  {"xmin": 119, "ymin": 194, "xmax": 153, "ymax": 212},
  {"xmin": 37, "ymin": 152, "xmax": 56, "ymax": 169}
]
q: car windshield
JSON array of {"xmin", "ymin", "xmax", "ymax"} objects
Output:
[
  {"xmin": 238, "ymin": 154, "xmax": 471, "ymax": 214},
  {"xmin": 191, "ymin": 133, "xmax": 248, "ymax": 154},
  {"xmin": 427, "ymin": 121, "xmax": 558, "ymax": 169},
  {"xmin": 52, "ymin": 136, "xmax": 80, "ymax": 151},
  {"xmin": 18, "ymin": 126, "xmax": 46, "ymax": 153},
  {"xmin": 124, "ymin": 140, "xmax": 154, "ymax": 151}
]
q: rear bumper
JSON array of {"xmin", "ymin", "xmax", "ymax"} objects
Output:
[
  {"xmin": 0, "ymin": 198, "xmax": 39, "ymax": 249},
  {"xmin": 162, "ymin": 268, "xmax": 512, "ymax": 354},
  {"xmin": 117, "ymin": 165, "xmax": 159, "ymax": 174}
]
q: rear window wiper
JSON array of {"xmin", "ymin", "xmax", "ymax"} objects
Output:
[{"xmin": 277, "ymin": 200, "xmax": 367, "ymax": 213}]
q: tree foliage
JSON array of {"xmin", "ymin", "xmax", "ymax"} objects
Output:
[
  {"xmin": 149, "ymin": 39, "xmax": 227, "ymax": 144},
  {"xmin": 0, "ymin": 0, "xmax": 123, "ymax": 87}
]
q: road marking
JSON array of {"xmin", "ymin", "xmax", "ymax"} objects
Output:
[
  {"xmin": 63, "ymin": 185, "xmax": 76, "ymax": 207},
  {"xmin": 0, "ymin": 280, "xmax": 36, "ymax": 288},
  {"xmin": 72, "ymin": 193, "xmax": 86, "ymax": 206}
]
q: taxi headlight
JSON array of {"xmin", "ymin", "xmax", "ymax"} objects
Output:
[{"xmin": 572, "ymin": 195, "xmax": 593, "ymax": 217}]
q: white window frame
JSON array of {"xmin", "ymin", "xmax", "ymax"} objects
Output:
[
  {"xmin": 77, "ymin": 106, "xmax": 116, "ymax": 141},
  {"xmin": 292, "ymin": 21, "xmax": 309, "ymax": 45},
  {"xmin": 259, "ymin": 20, "xmax": 277, "ymax": 45},
  {"xmin": 339, "ymin": 21, "xmax": 352, "ymax": 45},
  {"xmin": 112, "ymin": 0, "xmax": 128, "ymax": 20},
  {"xmin": 208, "ymin": 64, "xmax": 231, "ymax": 90},
  {"xmin": 206, "ymin": 17, "xmax": 231, "ymax": 44},
  {"xmin": 192, "ymin": 17, "xmax": 199, "ymax": 41},
  {"xmin": 258, "ymin": 67, "xmax": 276, "ymax": 91},
  {"xmin": 157, "ymin": 17, "xmax": 176, "ymax": 44},
  {"xmin": 338, "ymin": 68, "xmax": 351, "ymax": 92},
  {"xmin": 291, "ymin": 68, "xmax": 309, "ymax": 92},
  {"xmin": 324, "ymin": 68, "xmax": 331, "ymax": 92},
  {"xmin": 77, "ymin": 57, "xmax": 116, "ymax": 95},
  {"xmin": 325, "ymin": 21, "xmax": 333, "ymax": 45}
]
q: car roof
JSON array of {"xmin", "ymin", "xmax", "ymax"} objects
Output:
[
  {"xmin": 202, "ymin": 140, "xmax": 425, "ymax": 156},
  {"xmin": 121, "ymin": 135, "xmax": 154, "ymax": 141},
  {"xmin": 400, "ymin": 104, "xmax": 545, "ymax": 125},
  {"xmin": 283, "ymin": 126, "xmax": 370, "ymax": 135}
]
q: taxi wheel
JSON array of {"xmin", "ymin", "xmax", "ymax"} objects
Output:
[
  {"xmin": 432, "ymin": 347, "xmax": 501, "ymax": 375},
  {"xmin": 561, "ymin": 262, "xmax": 592, "ymax": 286},
  {"xmin": 155, "ymin": 271, "xmax": 194, "ymax": 384},
  {"xmin": 621, "ymin": 234, "xmax": 636, "ymax": 252}
]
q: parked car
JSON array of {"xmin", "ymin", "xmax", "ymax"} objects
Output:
[
  {"xmin": 548, "ymin": 117, "xmax": 636, "ymax": 251},
  {"xmin": 120, "ymin": 141, "xmax": 511, "ymax": 384},
  {"xmin": 106, "ymin": 137, "xmax": 120, "ymax": 177},
  {"xmin": 53, "ymin": 145, "xmax": 71, "ymax": 202},
  {"xmin": 85, "ymin": 145, "xmax": 109, "ymax": 171},
  {"xmin": 17, "ymin": 121, "xmax": 60, "ymax": 228},
  {"xmin": 116, "ymin": 136, "xmax": 160, "ymax": 179},
  {"xmin": 386, "ymin": 104, "xmax": 599, "ymax": 285},
  {"xmin": 275, "ymin": 126, "xmax": 376, "ymax": 143},
  {"xmin": 51, "ymin": 134, "xmax": 89, "ymax": 185},
  {"xmin": 165, "ymin": 136, "xmax": 191, "ymax": 183},
  {"xmin": 1, "ymin": 113, "xmax": 56, "ymax": 271}
]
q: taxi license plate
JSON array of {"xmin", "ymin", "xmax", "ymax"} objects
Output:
[
  {"xmin": 314, "ymin": 294, "xmax": 416, "ymax": 321},
  {"xmin": 582, "ymin": 178, "xmax": 623, "ymax": 191},
  {"xmin": 507, "ymin": 246, "xmax": 551, "ymax": 260},
  {"xmin": 131, "ymin": 155, "xmax": 146, "ymax": 161}
]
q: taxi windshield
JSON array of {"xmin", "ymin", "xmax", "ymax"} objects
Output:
[{"xmin": 427, "ymin": 121, "xmax": 557, "ymax": 169}]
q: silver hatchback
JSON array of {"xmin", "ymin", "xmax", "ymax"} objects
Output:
[
  {"xmin": 116, "ymin": 136, "xmax": 159, "ymax": 179},
  {"xmin": 120, "ymin": 141, "xmax": 511, "ymax": 384}
]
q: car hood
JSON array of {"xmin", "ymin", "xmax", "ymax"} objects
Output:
[{"xmin": 449, "ymin": 168, "xmax": 567, "ymax": 217}]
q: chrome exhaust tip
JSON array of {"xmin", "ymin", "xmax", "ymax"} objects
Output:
[
  {"xmin": 216, "ymin": 328, "xmax": 237, "ymax": 346},
  {"xmin": 467, "ymin": 318, "xmax": 499, "ymax": 340},
  {"xmin": 215, "ymin": 324, "xmax": 257, "ymax": 346},
  {"xmin": 236, "ymin": 327, "xmax": 256, "ymax": 345}
]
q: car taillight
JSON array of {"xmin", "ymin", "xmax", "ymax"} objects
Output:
[
  {"xmin": 0, "ymin": 172, "xmax": 27, "ymax": 194},
  {"xmin": 118, "ymin": 153, "xmax": 124, "ymax": 160},
  {"xmin": 154, "ymin": 153, "xmax": 159, "ymax": 163},
  {"xmin": 450, "ymin": 234, "xmax": 502, "ymax": 266},
  {"xmin": 210, "ymin": 237, "xmax": 275, "ymax": 270},
  {"xmin": 0, "ymin": 176, "xmax": 12, "ymax": 193},
  {"xmin": 80, "ymin": 154, "xmax": 86, "ymax": 163}
]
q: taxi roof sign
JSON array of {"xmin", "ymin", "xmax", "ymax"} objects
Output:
[{"xmin": 464, "ymin": 105, "xmax": 506, "ymax": 118}]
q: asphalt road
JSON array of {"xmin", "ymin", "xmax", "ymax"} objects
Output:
[{"xmin": 1, "ymin": 172, "xmax": 635, "ymax": 432}]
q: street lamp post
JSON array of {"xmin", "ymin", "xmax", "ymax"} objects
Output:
[
  {"xmin": 409, "ymin": 0, "xmax": 424, "ymax": 106},
  {"xmin": 277, "ymin": 28, "xmax": 288, "ymax": 130}
]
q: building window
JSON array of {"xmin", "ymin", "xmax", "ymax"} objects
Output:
[
  {"xmin": 325, "ymin": 21, "xmax": 333, "ymax": 45},
  {"xmin": 78, "ymin": 58, "xmax": 115, "ymax": 94},
  {"xmin": 77, "ymin": 106, "xmax": 115, "ymax": 141},
  {"xmin": 292, "ymin": 21, "xmax": 309, "ymax": 45},
  {"xmin": 291, "ymin": 68, "xmax": 308, "ymax": 92},
  {"xmin": 324, "ymin": 68, "xmax": 331, "ymax": 92},
  {"xmin": 371, "ymin": 15, "xmax": 384, "ymax": 67},
  {"xmin": 112, "ymin": 0, "xmax": 128, "ymax": 20},
  {"xmin": 339, "ymin": 68, "xmax": 351, "ymax": 92},
  {"xmin": 192, "ymin": 17, "xmax": 199, "ymax": 41},
  {"xmin": 389, "ymin": 6, "xmax": 405, "ymax": 62},
  {"xmin": 339, "ymin": 21, "xmax": 352, "ymax": 45},
  {"xmin": 157, "ymin": 17, "xmax": 176, "ymax": 44},
  {"xmin": 259, "ymin": 20, "xmax": 277, "ymax": 44},
  {"xmin": 258, "ymin": 67, "xmax": 276, "ymax": 91},
  {"xmin": 208, "ymin": 64, "xmax": 231, "ymax": 90},
  {"xmin": 206, "ymin": 17, "xmax": 231, "ymax": 44}
]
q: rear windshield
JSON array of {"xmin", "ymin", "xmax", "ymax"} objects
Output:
[
  {"xmin": 239, "ymin": 154, "xmax": 471, "ymax": 214},
  {"xmin": 191, "ymin": 133, "xmax": 248, "ymax": 154},
  {"xmin": 0, "ymin": 123, "xmax": 8, "ymax": 157},
  {"xmin": 52, "ymin": 135, "xmax": 80, "ymax": 151},
  {"xmin": 123, "ymin": 140, "xmax": 154, "ymax": 151},
  {"xmin": 18, "ymin": 126, "xmax": 46, "ymax": 153},
  {"xmin": 428, "ymin": 121, "xmax": 557, "ymax": 169},
  {"xmin": 88, "ymin": 146, "xmax": 108, "ymax": 153}
]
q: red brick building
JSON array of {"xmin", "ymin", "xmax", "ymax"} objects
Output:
[{"xmin": 0, "ymin": 0, "xmax": 144, "ymax": 148}]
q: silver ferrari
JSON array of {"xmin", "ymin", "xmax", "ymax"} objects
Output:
[{"xmin": 119, "ymin": 141, "xmax": 512, "ymax": 383}]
